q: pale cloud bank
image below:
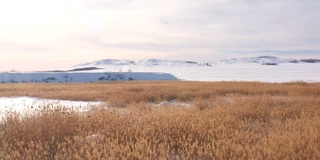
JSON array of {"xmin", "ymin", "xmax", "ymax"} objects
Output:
[{"xmin": 0, "ymin": 0, "xmax": 320, "ymax": 71}]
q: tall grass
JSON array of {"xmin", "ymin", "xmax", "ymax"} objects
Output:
[
  {"xmin": 1, "ymin": 81, "xmax": 319, "ymax": 103},
  {"xmin": 0, "ymin": 81, "xmax": 319, "ymax": 159}
]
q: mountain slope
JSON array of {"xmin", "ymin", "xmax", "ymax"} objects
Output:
[
  {"xmin": 73, "ymin": 56, "xmax": 320, "ymax": 70},
  {"xmin": 74, "ymin": 59, "xmax": 136, "ymax": 67},
  {"xmin": 218, "ymin": 56, "xmax": 320, "ymax": 65},
  {"xmin": 73, "ymin": 59, "xmax": 212, "ymax": 68}
]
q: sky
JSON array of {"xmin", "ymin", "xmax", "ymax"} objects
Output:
[{"xmin": 1, "ymin": 0, "xmax": 320, "ymax": 71}]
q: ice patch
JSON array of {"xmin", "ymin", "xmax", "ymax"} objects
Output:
[{"xmin": 0, "ymin": 97, "xmax": 101, "ymax": 120}]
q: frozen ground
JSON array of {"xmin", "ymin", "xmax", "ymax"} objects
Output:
[{"xmin": 0, "ymin": 97, "xmax": 101, "ymax": 120}]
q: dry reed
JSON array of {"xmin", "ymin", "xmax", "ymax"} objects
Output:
[{"xmin": 0, "ymin": 81, "xmax": 319, "ymax": 159}]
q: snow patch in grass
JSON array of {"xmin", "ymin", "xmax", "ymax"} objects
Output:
[
  {"xmin": 0, "ymin": 97, "xmax": 102, "ymax": 120},
  {"xmin": 152, "ymin": 100, "xmax": 192, "ymax": 108}
]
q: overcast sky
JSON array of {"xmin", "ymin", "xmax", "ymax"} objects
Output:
[{"xmin": 1, "ymin": 0, "xmax": 320, "ymax": 71}]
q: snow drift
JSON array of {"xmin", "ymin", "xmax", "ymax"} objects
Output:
[{"xmin": 0, "ymin": 72, "xmax": 179, "ymax": 83}]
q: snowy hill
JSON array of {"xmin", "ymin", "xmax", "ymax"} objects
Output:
[
  {"xmin": 73, "ymin": 56, "xmax": 320, "ymax": 69},
  {"xmin": 74, "ymin": 59, "xmax": 212, "ymax": 68},
  {"xmin": 66, "ymin": 56, "xmax": 320, "ymax": 82},
  {"xmin": 136, "ymin": 59, "xmax": 211, "ymax": 67},
  {"xmin": 218, "ymin": 56, "xmax": 300, "ymax": 65},
  {"xmin": 74, "ymin": 59, "xmax": 136, "ymax": 67}
]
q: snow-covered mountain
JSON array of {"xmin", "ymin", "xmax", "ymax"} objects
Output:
[
  {"xmin": 73, "ymin": 56, "xmax": 320, "ymax": 69},
  {"xmin": 73, "ymin": 59, "xmax": 212, "ymax": 68}
]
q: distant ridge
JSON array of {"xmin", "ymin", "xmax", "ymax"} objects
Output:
[
  {"xmin": 73, "ymin": 59, "xmax": 213, "ymax": 69},
  {"xmin": 218, "ymin": 56, "xmax": 320, "ymax": 65},
  {"xmin": 43, "ymin": 67, "xmax": 104, "ymax": 72},
  {"xmin": 71, "ymin": 56, "xmax": 320, "ymax": 70}
]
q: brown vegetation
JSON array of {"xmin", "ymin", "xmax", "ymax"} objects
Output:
[{"xmin": 0, "ymin": 81, "xmax": 320, "ymax": 159}]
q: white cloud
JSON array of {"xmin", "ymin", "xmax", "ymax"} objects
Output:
[{"xmin": 1, "ymin": 0, "xmax": 320, "ymax": 70}]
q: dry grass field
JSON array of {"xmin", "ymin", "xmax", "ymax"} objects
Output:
[{"xmin": 0, "ymin": 81, "xmax": 320, "ymax": 159}]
